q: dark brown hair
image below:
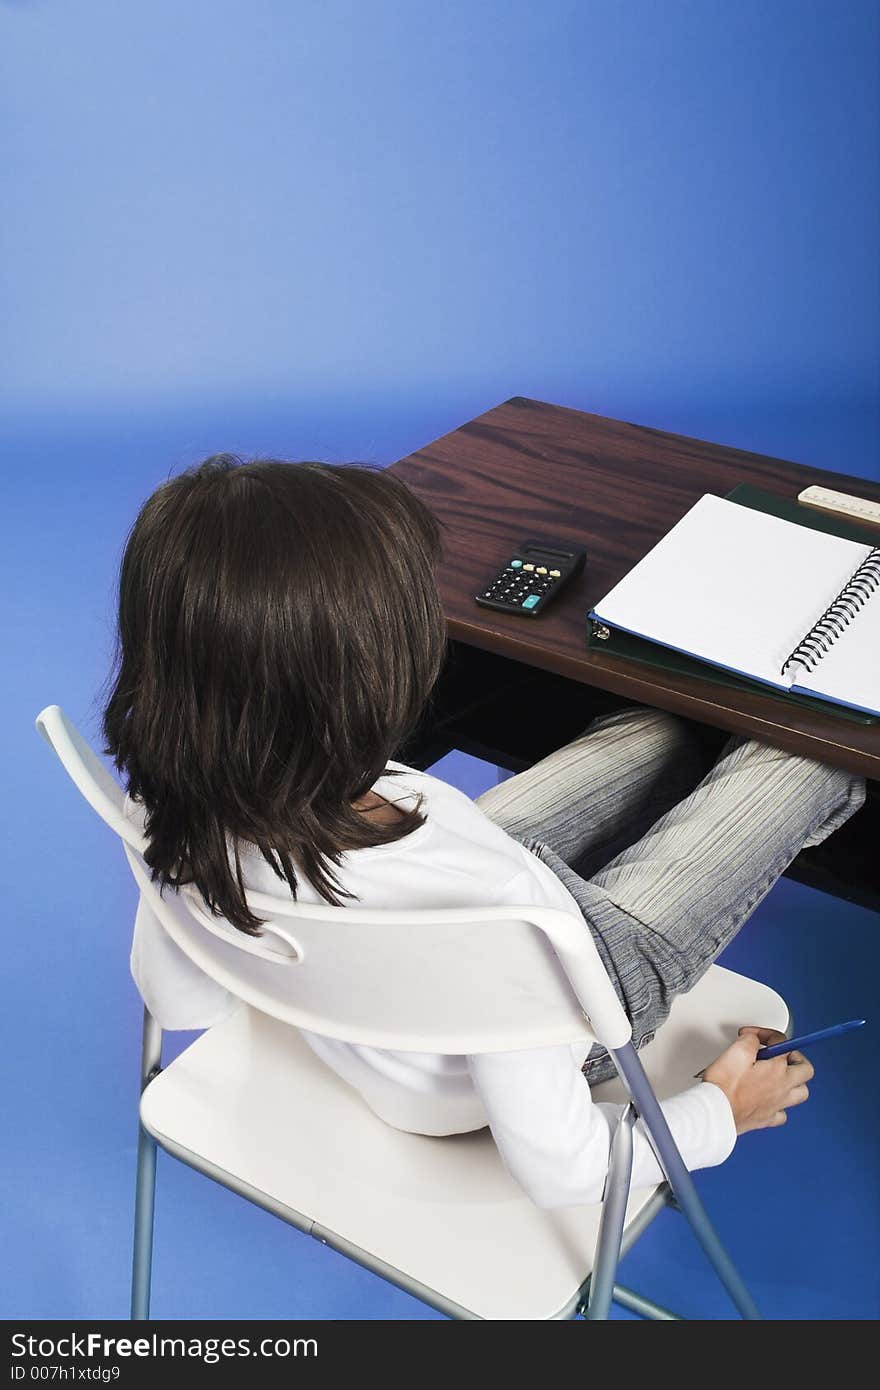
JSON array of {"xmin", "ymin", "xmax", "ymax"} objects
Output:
[{"xmin": 102, "ymin": 456, "xmax": 446, "ymax": 933}]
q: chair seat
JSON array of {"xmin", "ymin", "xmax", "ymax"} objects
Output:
[{"xmin": 140, "ymin": 963, "xmax": 788, "ymax": 1320}]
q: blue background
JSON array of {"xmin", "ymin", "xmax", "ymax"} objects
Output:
[{"xmin": 2, "ymin": 0, "xmax": 877, "ymax": 1319}]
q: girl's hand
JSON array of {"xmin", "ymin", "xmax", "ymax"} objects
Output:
[{"xmin": 702, "ymin": 1027, "xmax": 814, "ymax": 1135}]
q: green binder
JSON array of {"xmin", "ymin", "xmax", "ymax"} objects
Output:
[{"xmin": 585, "ymin": 483, "xmax": 880, "ymax": 725}]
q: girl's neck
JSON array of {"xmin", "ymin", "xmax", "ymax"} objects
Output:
[{"xmin": 351, "ymin": 791, "xmax": 407, "ymax": 827}]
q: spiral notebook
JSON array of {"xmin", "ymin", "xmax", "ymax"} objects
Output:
[{"xmin": 588, "ymin": 493, "xmax": 880, "ymax": 718}]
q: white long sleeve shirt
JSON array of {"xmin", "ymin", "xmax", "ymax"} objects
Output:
[{"xmin": 129, "ymin": 763, "xmax": 736, "ymax": 1208}]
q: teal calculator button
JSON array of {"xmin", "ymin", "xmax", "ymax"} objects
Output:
[
  {"xmin": 510, "ymin": 558, "xmax": 523, "ymax": 568},
  {"xmin": 522, "ymin": 594, "xmax": 540, "ymax": 609}
]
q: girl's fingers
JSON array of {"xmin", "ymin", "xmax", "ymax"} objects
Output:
[
  {"xmin": 738, "ymin": 1026, "xmax": 786, "ymax": 1045},
  {"xmin": 785, "ymin": 1057, "xmax": 814, "ymax": 1083}
]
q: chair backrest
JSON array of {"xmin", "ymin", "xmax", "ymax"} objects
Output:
[
  {"xmin": 36, "ymin": 704, "xmax": 148, "ymax": 853},
  {"xmin": 36, "ymin": 704, "xmax": 632, "ymax": 1054}
]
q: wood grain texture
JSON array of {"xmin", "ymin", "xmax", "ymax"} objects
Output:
[{"xmin": 389, "ymin": 396, "xmax": 880, "ymax": 778}]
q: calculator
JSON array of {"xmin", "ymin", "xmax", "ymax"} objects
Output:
[{"xmin": 474, "ymin": 539, "xmax": 587, "ymax": 617}]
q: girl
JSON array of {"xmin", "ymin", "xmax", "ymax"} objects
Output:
[{"xmin": 104, "ymin": 455, "xmax": 862, "ymax": 1207}]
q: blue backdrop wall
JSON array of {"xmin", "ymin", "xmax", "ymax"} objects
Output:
[
  {"xmin": 2, "ymin": 0, "xmax": 878, "ymax": 1320},
  {"xmin": 3, "ymin": 0, "xmax": 878, "ymax": 466}
]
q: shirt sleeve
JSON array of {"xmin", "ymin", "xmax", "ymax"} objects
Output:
[
  {"xmin": 465, "ymin": 862, "xmax": 737, "ymax": 1208},
  {"xmin": 467, "ymin": 1046, "xmax": 736, "ymax": 1207}
]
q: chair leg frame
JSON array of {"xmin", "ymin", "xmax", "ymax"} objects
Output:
[
  {"xmin": 585, "ymin": 1104, "xmax": 637, "ymax": 1319},
  {"xmin": 128, "ymin": 1019, "xmax": 758, "ymax": 1321},
  {"xmin": 131, "ymin": 1007, "xmax": 163, "ymax": 1322},
  {"xmin": 583, "ymin": 1041, "xmax": 760, "ymax": 1321},
  {"xmin": 610, "ymin": 1284, "xmax": 683, "ymax": 1320}
]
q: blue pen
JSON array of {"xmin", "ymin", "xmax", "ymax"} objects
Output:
[{"xmin": 758, "ymin": 1018, "xmax": 866, "ymax": 1060}]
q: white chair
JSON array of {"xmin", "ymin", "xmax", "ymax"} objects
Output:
[{"xmin": 36, "ymin": 704, "xmax": 790, "ymax": 1321}]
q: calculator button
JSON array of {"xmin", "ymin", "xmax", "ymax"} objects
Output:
[
  {"xmin": 523, "ymin": 563, "xmax": 535, "ymax": 572},
  {"xmin": 510, "ymin": 559, "xmax": 523, "ymax": 568},
  {"xmin": 522, "ymin": 594, "xmax": 540, "ymax": 609},
  {"xmin": 536, "ymin": 566, "xmax": 548, "ymax": 575},
  {"xmin": 549, "ymin": 569, "xmax": 561, "ymax": 578}
]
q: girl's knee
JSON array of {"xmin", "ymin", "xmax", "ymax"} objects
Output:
[
  {"xmin": 581, "ymin": 703, "xmax": 697, "ymax": 748},
  {"xmin": 722, "ymin": 739, "xmax": 865, "ymax": 801}
]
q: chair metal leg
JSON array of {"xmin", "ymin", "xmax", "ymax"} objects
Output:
[
  {"xmin": 610, "ymin": 1042, "xmax": 760, "ymax": 1320},
  {"xmin": 585, "ymin": 1105, "xmax": 636, "ymax": 1320},
  {"xmin": 131, "ymin": 1008, "xmax": 163, "ymax": 1321},
  {"xmin": 611, "ymin": 1285, "xmax": 683, "ymax": 1320}
]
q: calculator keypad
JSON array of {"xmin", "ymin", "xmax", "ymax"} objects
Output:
[{"xmin": 479, "ymin": 556, "xmax": 560, "ymax": 613}]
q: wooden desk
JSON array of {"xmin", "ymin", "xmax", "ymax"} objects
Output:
[{"xmin": 389, "ymin": 396, "xmax": 879, "ymax": 909}]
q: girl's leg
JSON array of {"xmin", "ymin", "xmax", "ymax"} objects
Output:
[
  {"xmin": 476, "ymin": 704, "xmax": 714, "ymax": 876},
  {"xmin": 592, "ymin": 734, "xmax": 863, "ymax": 974},
  {"xmin": 518, "ymin": 737, "xmax": 864, "ymax": 1082}
]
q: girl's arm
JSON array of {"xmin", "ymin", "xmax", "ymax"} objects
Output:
[{"xmin": 466, "ymin": 1043, "xmax": 736, "ymax": 1209}]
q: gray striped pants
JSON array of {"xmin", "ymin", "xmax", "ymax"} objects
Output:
[{"xmin": 475, "ymin": 705, "xmax": 865, "ymax": 1083}]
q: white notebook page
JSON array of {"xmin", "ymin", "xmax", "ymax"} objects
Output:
[
  {"xmin": 795, "ymin": 578, "xmax": 880, "ymax": 713},
  {"xmin": 592, "ymin": 495, "xmax": 872, "ymax": 690}
]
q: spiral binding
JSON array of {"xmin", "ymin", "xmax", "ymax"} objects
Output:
[{"xmin": 781, "ymin": 547, "xmax": 880, "ymax": 676}]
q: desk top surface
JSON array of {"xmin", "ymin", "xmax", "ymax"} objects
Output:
[{"xmin": 389, "ymin": 396, "xmax": 880, "ymax": 778}]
